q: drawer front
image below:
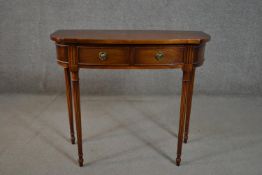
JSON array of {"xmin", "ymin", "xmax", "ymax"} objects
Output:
[
  {"xmin": 78, "ymin": 47, "xmax": 130, "ymax": 65},
  {"xmin": 134, "ymin": 47, "xmax": 184, "ymax": 65}
]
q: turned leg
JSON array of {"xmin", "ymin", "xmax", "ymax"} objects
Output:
[
  {"xmin": 184, "ymin": 68, "xmax": 195, "ymax": 143},
  {"xmin": 176, "ymin": 70, "xmax": 190, "ymax": 166},
  {"xmin": 64, "ymin": 68, "xmax": 75, "ymax": 144},
  {"xmin": 71, "ymin": 71, "xmax": 84, "ymax": 167}
]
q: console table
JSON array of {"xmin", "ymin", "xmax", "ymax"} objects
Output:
[{"xmin": 50, "ymin": 30, "xmax": 210, "ymax": 167}]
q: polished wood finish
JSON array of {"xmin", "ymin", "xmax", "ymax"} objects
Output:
[
  {"xmin": 134, "ymin": 46, "xmax": 184, "ymax": 66},
  {"xmin": 176, "ymin": 46, "xmax": 195, "ymax": 166},
  {"xmin": 72, "ymin": 72, "xmax": 83, "ymax": 167},
  {"xmin": 69, "ymin": 45, "xmax": 84, "ymax": 167},
  {"xmin": 55, "ymin": 44, "xmax": 206, "ymax": 69},
  {"xmin": 51, "ymin": 30, "xmax": 210, "ymax": 45},
  {"xmin": 176, "ymin": 70, "xmax": 190, "ymax": 166},
  {"xmin": 50, "ymin": 30, "xmax": 210, "ymax": 167},
  {"xmin": 64, "ymin": 68, "xmax": 75, "ymax": 144},
  {"xmin": 184, "ymin": 68, "xmax": 196, "ymax": 143},
  {"xmin": 78, "ymin": 46, "xmax": 130, "ymax": 65}
]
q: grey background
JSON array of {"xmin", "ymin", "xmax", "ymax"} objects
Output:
[{"xmin": 1, "ymin": 0, "xmax": 261, "ymax": 95}]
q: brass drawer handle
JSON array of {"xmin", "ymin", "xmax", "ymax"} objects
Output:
[
  {"xmin": 98, "ymin": 51, "xmax": 107, "ymax": 61},
  {"xmin": 155, "ymin": 51, "xmax": 164, "ymax": 61}
]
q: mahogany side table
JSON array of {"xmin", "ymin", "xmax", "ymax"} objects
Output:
[{"xmin": 50, "ymin": 30, "xmax": 210, "ymax": 167}]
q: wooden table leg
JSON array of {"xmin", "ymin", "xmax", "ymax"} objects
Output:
[
  {"xmin": 184, "ymin": 68, "xmax": 195, "ymax": 143},
  {"xmin": 64, "ymin": 68, "xmax": 75, "ymax": 144},
  {"xmin": 176, "ymin": 70, "xmax": 190, "ymax": 166},
  {"xmin": 71, "ymin": 70, "xmax": 84, "ymax": 167}
]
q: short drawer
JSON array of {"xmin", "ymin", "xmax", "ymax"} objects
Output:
[
  {"xmin": 134, "ymin": 46, "xmax": 184, "ymax": 65},
  {"xmin": 78, "ymin": 46, "xmax": 130, "ymax": 65}
]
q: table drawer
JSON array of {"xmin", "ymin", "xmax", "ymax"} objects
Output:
[
  {"xmin": 134, "ymin": 47, "xmax": 184, "ymax": 65},
  {"xmin": 78, "ymin": 46, "xmax": 130, "ymax": 65}
]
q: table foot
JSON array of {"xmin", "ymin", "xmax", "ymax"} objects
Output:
[
  {"xmin": 176, "ymin": 157, "xmax": 181, "ymax": 166},
  {"xmin": 78, "ymin": 158, "xmax": 84, "ymax": 167},
  {"xmin": 183, "ymin": 136, "xmax": 188, "ymax": 143},
  {"xmin": 71, "ymin": 137, "xmax": 75, "ymax": 144}
]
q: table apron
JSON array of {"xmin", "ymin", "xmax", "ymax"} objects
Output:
[{"xmin": 55, "ymin": 44, "xmax": 206, "ymax": 69}]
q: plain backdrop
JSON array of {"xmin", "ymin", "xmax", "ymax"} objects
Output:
[
  {"xmin": 1, "ymin": 0, "xmax": 261, "ymax": 95},
  {"xmin": 1, "ymin": 1, "xmax": 262, "ymax": 175}
]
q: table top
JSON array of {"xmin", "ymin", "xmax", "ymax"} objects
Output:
[{"xmin": 50, "ymin": 30, "xmax": 210, "ymax": 45}]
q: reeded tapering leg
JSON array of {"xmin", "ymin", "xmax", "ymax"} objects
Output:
[
  {"xmin": 71, "ymin": 71, "xmax": 84, "ymax": 167},
  {"xmin": 184, "ymin": 68, "xmax": 195, "ymax": 143},
  {"xmin": 64, "ymin": 68, "xmax": 75, "ymax": 144},
  {"xmin": 176, "ymin": 71, "xmax": 190, "ymax": 166}
]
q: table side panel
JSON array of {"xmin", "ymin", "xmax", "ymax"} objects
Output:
[
  {"xmin": 56, "ymin": 44, "xmax": 68, "ymax": 60},
  {"xmin": 193, "ymin": 44, "xmax": 206, "ymax": 67}
]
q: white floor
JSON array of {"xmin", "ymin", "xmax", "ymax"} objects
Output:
[{"xmin": 0, "ymin": 94, "xmax": 261, "ymax": 175}]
